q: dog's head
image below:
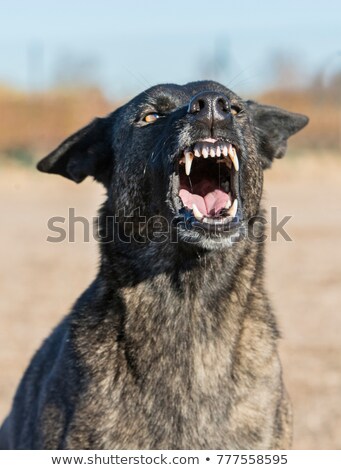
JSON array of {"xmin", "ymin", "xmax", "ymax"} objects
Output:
[{"xmin": 38, "ymin": 81, "xmax": 308, "ymax": 250}]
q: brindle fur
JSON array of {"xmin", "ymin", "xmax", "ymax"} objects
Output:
[{"xmin": 0, "ymin": 81, "xmax": 308, "ymax": 449}]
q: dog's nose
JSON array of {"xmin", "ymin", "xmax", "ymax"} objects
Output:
[{"xmin": 188, "ymin": 92, "xmax": 231, "ymax": 126}]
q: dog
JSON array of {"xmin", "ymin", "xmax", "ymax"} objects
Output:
[{"xmin": 0, "ymin": 81, "xmax": 308, "ymax": 449}]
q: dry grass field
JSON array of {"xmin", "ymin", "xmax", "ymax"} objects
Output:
[{"xmin": 0, "ymin": 152, "xmax": 340, "ymax": 449}]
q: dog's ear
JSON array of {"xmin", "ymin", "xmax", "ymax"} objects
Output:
[
  {"xmin": 246, "ymin": 100, "xmax": 308, "ymax": 169},
  {"xmin": 37, "ymin": 116, "xmax": 113, "ymax": 185}
]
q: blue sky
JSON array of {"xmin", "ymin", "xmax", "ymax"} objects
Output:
[{"xmin": 1, "ymin": 0, "xmax": 340, "ymax": 97}]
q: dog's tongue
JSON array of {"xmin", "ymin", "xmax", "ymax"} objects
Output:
[{"xmin": 179, "ymin": 185, "xmax": 230, "ymax": 216}]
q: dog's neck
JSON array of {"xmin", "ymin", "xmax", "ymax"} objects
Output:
[
  {"xmin": 99, "ymin": 222, "xmax": 262, "ymax": 331},
  {"xmin": 95, "ymin": 237, "xmax": 263, "ymax": 407},
  {"xmin": 88, "ymin": 203, "xmax": 266, "ymax": 378},
  {"xmin": 72, "ymin": 213, "xmax": 270, "ymax": 433}
]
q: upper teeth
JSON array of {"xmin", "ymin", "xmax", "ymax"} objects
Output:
[
  {"xmin": 229, "ymin": 146, "xmax": 239, "ymax": 171},
  {"xmin": 181, "ymin": 142, "xmax": 239, "ymax": 174},
  {"xmin": 184, "ymin": 150, "xmax": 194, "ymax": 175}
]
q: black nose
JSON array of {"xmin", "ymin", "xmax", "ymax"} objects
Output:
[{"xmin": 188, "ymin": 91, "xmax": 231, "ymax": 127}]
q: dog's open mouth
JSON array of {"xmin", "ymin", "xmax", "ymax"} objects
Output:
[{"xmin": 173, "ymin": 138, "xmax": 241, "ymax": 231}]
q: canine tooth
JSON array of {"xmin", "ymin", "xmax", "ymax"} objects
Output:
[
  {"xmin": 228, "ymin": 199, "xmax": 238, "ymax": 218},
  {"xmin": 202, "ymin": 148, "xmax": 209, "ymax": 158},
  {"xmin": 216, "ymin": 146, "xmax": 221, "ymax": 157},
  {"xmin": 225, "ymin": 198, "xmax": 232, "ymax": 210},
  {"xmin": 185, "ymin": 151, "xmax": 194, "ymax": 175},
  {"xmin": 192, "ymin": 203, "xmax": 203, "ymax": 221},
  {"xmin": 228, "ymin": 145, "xmax": 239, "ymax": 171},
  {"xmin": 222, "ymin": 145, "xmax": 228, "ymax": 157},
  {"xmin": 210, "ymin": 147, "xmax": 216, "ymax": 157}
]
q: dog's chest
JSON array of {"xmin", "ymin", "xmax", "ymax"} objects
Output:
[
  {"xmin": 68, "ymin": 276, "xmax": 276, "ymax": 449},
  {"xmin": 74, "ymin": 339, "xmax": 235, "ymax": 449},
  {"xmin": 72, "ymin": 311, "xmax": 240, "ymax": 449}
]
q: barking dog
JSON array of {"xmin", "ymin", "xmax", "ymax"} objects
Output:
[{"xmin": 0, "ymin": 81, "xmax": 308, "ymax": 449}]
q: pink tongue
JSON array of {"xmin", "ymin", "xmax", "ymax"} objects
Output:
[{"xmin": 179, "ymin": 188, "xmax": 230, "ymax": 216}]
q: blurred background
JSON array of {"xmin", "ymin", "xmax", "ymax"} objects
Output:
[{"xmin": 0, "ymin": 0, "xmax": 340, "ymax": 449}]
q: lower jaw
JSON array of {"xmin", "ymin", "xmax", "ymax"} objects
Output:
[
  {"xmin": 171, "ymin": 178, "xmax": 240, "ymax": 232},
  {"xmin": 175, "ymin": 224, "xmax": 245, "ymax": 252},
  {"xmin": 169, "ymin": 179, "xmax": 242, "ymax": 241},
  {"xmin": 179, "ymin": 208, "xmax": 240, "ymax": 230},
  {"xmin": 172, "ymin": 206, "xmax": 243, "ymax": 244}
]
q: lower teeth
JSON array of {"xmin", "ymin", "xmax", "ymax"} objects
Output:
[{"xmin": 190, "ymin": 200, "xmax": 238, "ymax": 223}]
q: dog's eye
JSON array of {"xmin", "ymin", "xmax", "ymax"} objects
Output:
[
  {"xmin": 231, "ymin": 105, "xmax": 242, "ymax": 116},
  {"xmin": 143, "ymin": 113, "xmax": 160, "ymax": 123}
]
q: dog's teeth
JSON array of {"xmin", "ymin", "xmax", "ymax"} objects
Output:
[
  {"xmin": 202, "ymin": 148, "xmax": 209, "ymax": 158},
  {"xmin": 210, "ymin": 147, "xmax": 216, "ymax": 158},
  {"xmin": 216, "ymin": 146, "xmax": 221, "ymax": 157},
  {"xmin": 228, "ymin": 199, "xmax": 238, "ymax": 218},
  {"xmin": 185, "ymin": 151, "xmax": 194, "ymax": 175},
  {"xmin": 192, "ymin": 203, "xmax": 204, "ymax": 221},
  {"xmin": 228, "ymin": 145, "xmax": 239, "ymax": 171},
  {"xmin": 225, "ymin": 197, "xmax": 232, "ymax": 210},
  {"xmin": 222, "ymin": 145, "xmax": 228, "ymax": 157},
  {"xmin": 194, "ymin": 145, "xmax": 201, "ymax": 157}
]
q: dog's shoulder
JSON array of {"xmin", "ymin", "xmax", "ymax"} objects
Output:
[{"xmin": 8, "ymin": 315, "xmax": 73, "ymax": 448}]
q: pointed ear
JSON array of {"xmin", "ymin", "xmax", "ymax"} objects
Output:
[
  {"xmin": 247, "ymin": 100, "xmax": 309, "ymax": 169},
  {"xmin": 37, "ymin": 116, "xmax": 113, "ymax": 185}
]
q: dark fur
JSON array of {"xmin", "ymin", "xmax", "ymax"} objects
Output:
[{"xmin": 0, "ymin": 81, "xmax": 308, "ymax": 449}]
